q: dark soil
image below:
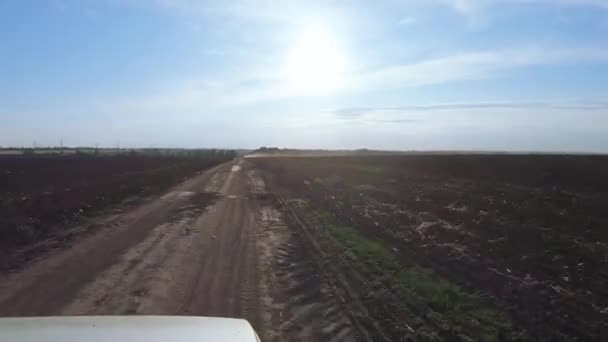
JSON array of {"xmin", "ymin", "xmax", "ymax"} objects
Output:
[
  {"xmin": 0, "ymin": 153, "xmax": 231, "ymax": 266},
  {"xmin": 252, "ymin": 154, "xmax": 608, "ymax": 342}
]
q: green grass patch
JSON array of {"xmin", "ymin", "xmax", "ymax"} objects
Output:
[{"xmin": 321, "ymin": 220, "xmax": 521, "ymax": 341}]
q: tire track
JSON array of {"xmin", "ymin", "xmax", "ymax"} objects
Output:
[
  {"xmin": 250, "ymin": 168, "xmax": 358, "ymax": 341},
  {"xmin": 178, "ymin": 159, "xmax": 259, "ymax": 324},
  {"xmin": 256, "ymin": 205, "xmax": 358, "ymax": 341}
]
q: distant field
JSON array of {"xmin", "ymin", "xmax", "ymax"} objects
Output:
[{"xmin": 253, "ymin": 154, "xmax": 608, "ymax": 341}]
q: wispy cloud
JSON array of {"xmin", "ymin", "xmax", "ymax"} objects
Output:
[
  {"xmin": 109, "ymin": 46, "xmax": 608, "ymax": 116},
  {"xmin": 440, "ymin": 0, "xmax": 608, "ymax": 16},
  {"xmin": 152, "ymin": 0, "xmax": 608, "ymax": 19},
  {"xmin": 442, "ymin": 0, "xmax": 487, "ymax": 15},
  {"xmin": 149, "ymin": 0, "xmax": 337, "ymax": 23},
  {"xmin": 397, "ymin": 16, "xmax": 416, "ymax": 26},
  {"xmin": 91, "ymin": 3, "xmax": 608, "ymax": 115},
  {"xmin": 333, "ymin": 101, "xmax": 608, "ymax": 120},
  {"xmin": 342, "ymin": 46, "xmax": 608, "ymax": 93}
]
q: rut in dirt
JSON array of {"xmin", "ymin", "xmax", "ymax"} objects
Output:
[{"xmin": 254, "ymin": 196, "xmax": 358, "ymax": 341}]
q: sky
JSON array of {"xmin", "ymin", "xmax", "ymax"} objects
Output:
[{"xmin": 1, "ymin": 0, "xmax": 608, "ymax": 152}]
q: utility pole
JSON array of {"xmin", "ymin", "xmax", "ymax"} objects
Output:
[{"xmin": 60, "ymin": 137, "xmax": 64, "ymax": 155}]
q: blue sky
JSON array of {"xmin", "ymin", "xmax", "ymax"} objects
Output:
[{"xmin": 1, "ymin": 0, "xmax": 608, "ymax": 151}]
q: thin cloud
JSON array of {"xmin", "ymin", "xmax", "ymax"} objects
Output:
[
  {"xmin": 441, "ymin": 0, "xmax": 608, "ymax": 15},
  {"xmin": 334, "ymin": 102, "xmax": 608, "ymax": 119},
  {"xmin": 368, "ymin": 118, "xmax": 422, "ymax": 124},
  {"xmin": 149, "ymin": 0, "xmax": 328, "ymax": 23},
  {"xmin": 442, "ymin": 0, "xmax": 487, "ymax": 14},
  {"xmin": 109, "ymin": 46, "xmax": 608, "ymax": 116},
  {"xmin": 397, "ymin": 16, "xmax": 416, "ymax": 25},
  {"xmin": 349, "ymin": 47, "xmax": 608, "ymax": 93},
  {"xmin": 168, "ymin": 0, "xmax": 608, "ymax": 19}
]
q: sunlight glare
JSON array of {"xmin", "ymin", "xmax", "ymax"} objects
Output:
[{"xmin": 284, "ymin": 24, "xmax": 348, "ymax": 94}]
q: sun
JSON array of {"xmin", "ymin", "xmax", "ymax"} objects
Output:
[{"xmin": 283, "ymin": 24, "xmax": 348, "ymax": 94}]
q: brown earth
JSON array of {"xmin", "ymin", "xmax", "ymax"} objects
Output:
[
  {"xmin": 5, "ymin": 153, "xmax": 602, "ymax": 341},
  {"xmin": 0, "ymin": 159, "xmax": 366, "ymax": 341},
  {"xmin": 251, "ymin": 155, "xmax": 608, "ymax": 342},
  {"xmin": 0, "ymin": 153, "xmax": 233, "ymax": 270}
]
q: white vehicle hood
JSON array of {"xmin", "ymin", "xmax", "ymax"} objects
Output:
[{"xmin": 0, "ymin": 316, "xmax": 260, "ymax": 342}]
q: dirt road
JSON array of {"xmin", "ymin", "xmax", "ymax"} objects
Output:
[{"xmin": 0, "ymin": 159, "xmax": 358, "ymax": 341}]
